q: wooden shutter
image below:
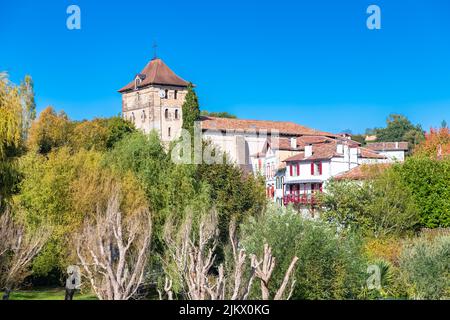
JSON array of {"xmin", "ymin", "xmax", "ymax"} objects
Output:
[
  {"xmin": 290, "ymin": 164, "xmax": 293, "ymax": 176},
  {"xmin": 311, "ymin": 162, "xmax": 314, "ymax": 175},
  {"xmin": 296, "ymin": 163, "xmax": 300, "ymax": 176},
  {"xmin": 319, "ymin": 162, "xmax": 323, "ymax": 175}
]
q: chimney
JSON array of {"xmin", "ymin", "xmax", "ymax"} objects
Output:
[
  {"xmin": 350, "ymin": 147, "xmax": 358, "ymax": 164},
  {"xmin": 305, "ymin": 144, "xmax": 313, "ymax": 158},
  {"xmin": 290, "ymin": 137, "xmax": 297, "ymax": 149},
  {"xmin": 343, "ymin": 145, "xmax": 350, "ymax": 162}
]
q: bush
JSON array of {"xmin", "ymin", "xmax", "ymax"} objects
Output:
[
  {"xmin": 241, "ymin": 205, "xmax": 367, "ymax": 299},
  {"xmin": 320, "ymin": 167, "xmax": 420, "ymax": 238},
  {"xmin": 395, "ymin": 157, "xmax": 450, "ymax": 228},
  {"xmin": 399, "ymin": 234, "xmax": 450, "ymax": 299}
]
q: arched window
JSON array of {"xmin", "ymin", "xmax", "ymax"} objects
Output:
[
  {"xmin": 168, "ymin": 127, "xmax": 171, "ymax": 137},
  {"xmin": 175, "ymin": 109, "xmax": 179, "ymax": 120},
  {"xmin": 165, "ymin": 89, "xmax": 169, "ymax": 99},
  {"xmin": 174, "ymin": 90, "xmax": 178, "ymax": 100},
  {"xmin": 165, "ymin": 109, "xmax": 169, "ymax": 119},
  {"xmin": 141, "ymin": 110, "xmax": 146, "ymax": 120},
  {"xmin": 131, "ymin": 112, "xmax": 135, "ymax": 121}
]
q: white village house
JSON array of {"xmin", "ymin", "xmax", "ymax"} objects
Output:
[{"xmin": 119, "ymin": 56, "xmax": 408, "ymax": 210}]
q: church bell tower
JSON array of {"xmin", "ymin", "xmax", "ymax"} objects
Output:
[{"xmin": 118, "ymin": 56, "xmax": 190, "ymax": 143}]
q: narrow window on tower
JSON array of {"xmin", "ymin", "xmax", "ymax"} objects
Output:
[
  {"xmin": 168, "ymin": 127, "xmax": 171, "ymax": 137},
  {"xmin": 174, "ymin": 90, "xmax": 178, "ymax": 100},
  {"xmin": 165, "ymin": 109, "xmax": 169, "ymax": 119},
  {"xmin": 175, "ymin": 109, "xmax": 179, "ymax": 120},
  {"xmin": 165, "ymin": 89, "xmax": 169, "ymax": 99}
]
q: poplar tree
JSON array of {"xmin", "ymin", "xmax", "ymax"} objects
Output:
[{"xmin": 182, "ymin": 83, "xmax": 200, "ymax": 136}]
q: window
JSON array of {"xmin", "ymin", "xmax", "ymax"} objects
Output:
[
  {"xmin": 175, "ymin": 109, "xmax": 179, "ymax": 120},
  {"xmin": 165, "ymin": 109, "xmax": 169, "ymax": 119},
  {"xmin": 135, "ymin": 78, "xmax": 141, "ymax": 90},
  {"xmin": 168, "ymin": 127, "xmax": 171, "ymax": 137},
  {"xmin": 311, "ymin": 162, "xmax": 323, "ymax": 176},
  {"xmin": 174, "ymin": 90, "xmax": 178, "ymax": 100},
  {"xmin": 141, "ymin": 110, "xmax": 146, "ymax": 120},
  {"xmin": 131, "ymin": 112, "xmax": 135, "ymax": 121},
  {"xmin": 165, "ymin": 89, "xmax": 169, "ymax": 99}
]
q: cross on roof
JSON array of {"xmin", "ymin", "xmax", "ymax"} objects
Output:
[{"xmin": 152, "ymin": 41, "xmax": 158, "ymax": 59}]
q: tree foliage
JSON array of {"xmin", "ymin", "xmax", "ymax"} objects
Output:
[
  {"xmin": 394, "ymin": 156, "xmax": 450, "ymax": 228},
  {"xmin": 241, "ymin": 205, "xmax": 367, "ymax": 299},
  {"xmin": 200, "ymin": 110, "xmax": 237, "ymax": 119},
  {"xmin": 181, "ymin": 83, "xmax": 200, "ymax": 136},
  {"xmin": 320, "ymin": 169, "xmax": 420, "ymax": 237},
  {"xmin": 372, "ymin": 114, "xmax": 424, "ymax": 148},
  {"xmin": 399, "ymin": 233, "xmax": 450, "ymax": 299},
  {"xmin": 414, "ymin": 127, "xmax": 450, "ymax": 158}
]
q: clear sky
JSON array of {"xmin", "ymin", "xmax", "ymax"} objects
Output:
[{"xmin": 1, "ymin": 0, "xmax": 449, "ymax": 134}]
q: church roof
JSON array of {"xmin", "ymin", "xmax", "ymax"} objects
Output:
[
  {"xmin": 200, "ymin": 116, "xmax": 339, "ymax": 137},
  {"xmin": 119, "ymin": 58, "xmax": 189, "ymax": 92}
]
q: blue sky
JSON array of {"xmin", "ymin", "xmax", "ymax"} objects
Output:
[{"xmin": 1, "ymin": 0, "xmax": 449, "ymax": 134}]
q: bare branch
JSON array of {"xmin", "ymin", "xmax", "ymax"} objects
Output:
[{"xmin": 75, "ymin": 187, "xmax": 152, "ymax": 300}]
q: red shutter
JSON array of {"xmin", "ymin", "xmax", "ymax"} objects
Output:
[
  {"xmin": 319, "ymin": 162, "xmax": 323, "ymax": 175},
  {"xmin": 290, "ymin": 164, "xmax": 293, "ymax": 176},
  {"xmin": 320, "ymin": 183, "xmax": 323, "ymax": 192},
  {"xmin": 296, "ymin": 163, "xmax": 300, "ymax": 176},
  {"xmin": 311, "ymin": 162, "xmax": 314, "ymax": 175}
]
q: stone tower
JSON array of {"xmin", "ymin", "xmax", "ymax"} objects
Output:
[{"xmin": 118, "ymin": 58, "xmax": 189, "ymax": 143}]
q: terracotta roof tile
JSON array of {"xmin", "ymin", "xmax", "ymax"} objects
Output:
[
  {"xmin": 366, "ymin": 142, "xmax": 409, "ymax": 151},
  {"xmin": 119, "ymin": 58, "xmax": 189, "ymax": 92},
  {"xmin": 360, "ymin": 147, "xmax": 387, "ymax": 159},
  {"xmin": 334, "ymin": 164, "xmax": 391, "ymax": 181},
  {"xmin": 283, "ymin": 143, "xmax": 341, "ymax": 162},
  {"xmin": 283, "ymin": 142, "xmax": 387, "ymax": 162},
  {"xmin": 200, "ymin": 116, "xmax": 338, "ymax": 137}
]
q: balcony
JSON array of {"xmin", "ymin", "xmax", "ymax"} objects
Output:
[{"xmin": 283, "ymin": 194, "xmax": 317, "ymax": 206}]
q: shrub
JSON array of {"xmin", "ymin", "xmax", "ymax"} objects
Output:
[
  {"xmin": 241, "ymin": 205, "xmax": 367, "ymax": 299},
  {"xmin": 399, "ymin": 234, "xmax": 450, "ymax": 299}
]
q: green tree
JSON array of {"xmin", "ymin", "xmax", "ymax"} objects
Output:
[
  {"xmin": 0, "ymin": 76, "xmax": 24, "ymax": 206},
  {"xmin": 374, "ymin": 114, "xmax": 424, "ymax": 148},
  {"xmin": 399, "ymin": 233, "xmax": 450, "ymax": 299},
  {"xmin": 200, "ymin": 110, "xmax": 237, "ymax": 119},
  {"xmin": 27, "ymin": 106, "xmax": 73, "ymax": 154},
  {"xmin": 320, "ymin": 167, "xmax": 420, "ymax": 238},
  {"xmin": 182, "ymin": 83, "xmax": 200, "ymax": 136},
  {"xmin": 241, "ymin": 205, "xmax": 367, "ymax": 299},
  {"xmin": 395, "ymin": 156, "xmax": 450, "ymax": 228}
]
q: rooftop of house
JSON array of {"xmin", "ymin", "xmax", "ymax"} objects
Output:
[
  {"xmin": 200, "ymin": 116, "xmax": 339, "ymax": 137},
  {"xmin": 282, "ymin": 141, "xmax": 386, "ymax": 163},
  {"xmin": 366, "ymin": 141, "xmax": 409, "ymax": 151},
  {"xmin": 119, "ymin": 58, "xmax": 189, "ymax": 92},
  {"xmin": 334, "ymin": 163, "xmax": 392, "ymax": 181}
]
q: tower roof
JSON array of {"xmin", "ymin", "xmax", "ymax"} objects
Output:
[{"xmin": 119, "ymin": 58, "xmax": 189, "ymax": 93}]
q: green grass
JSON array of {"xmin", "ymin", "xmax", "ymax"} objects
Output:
[{"xmin": 1, "ymin": 288, "xmax": 97, "ymax": 300}]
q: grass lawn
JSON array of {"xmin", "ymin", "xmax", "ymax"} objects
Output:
[{"xmin": 1, "ymin": 288, "xmax": 97, "ymax": 300}]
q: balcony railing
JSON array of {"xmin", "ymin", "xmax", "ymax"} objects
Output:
[{"xmin": 283, "ymin": 194, "xmax": 317, "ymax": 206}]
